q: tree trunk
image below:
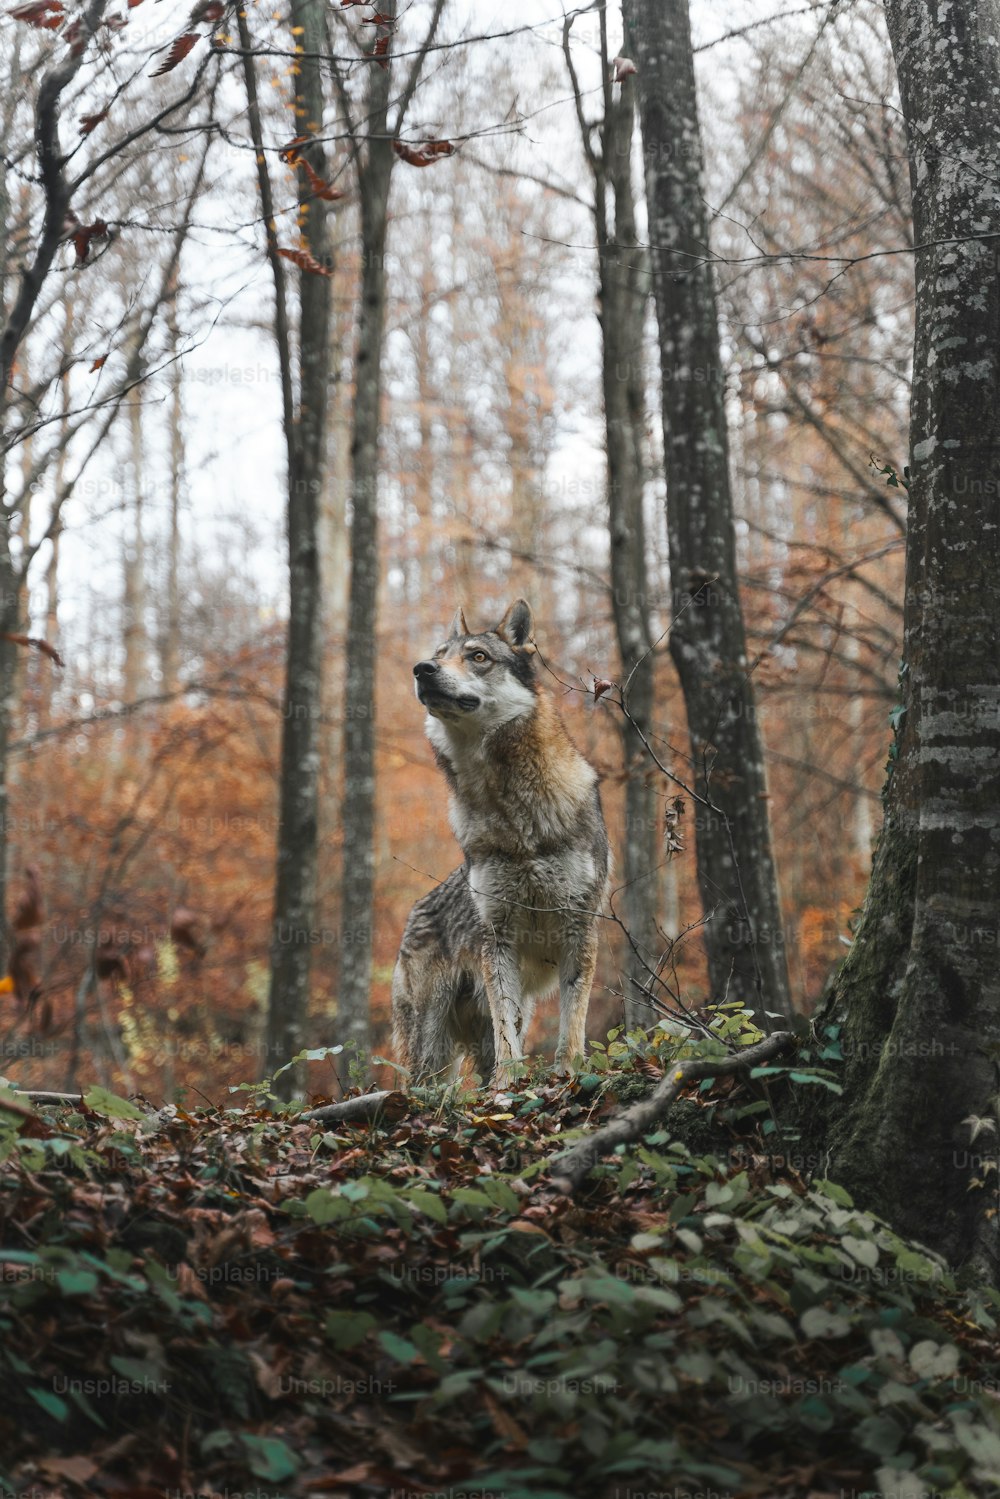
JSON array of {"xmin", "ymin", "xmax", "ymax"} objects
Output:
[
  {"xmin": 818, "ymin": 0, "xmax": 1000, "ymax": 1277},
  {"xmin": 242, "ymin": 0, "xmax": 332, "ymax": 1099},
  {"xmin": 161, "ymin": 273, "xmax": 184, "ymax": 696},
  {"xmin": 624, "ymin": 0, "xmax": 792, "ymax": 1025},
  {"xmin": 122, "ymin": 383, "xmax": 146, "ymax": 707},
  {"xmin": 591, "ymin": 25, "xmax": 660, "ymax": 1031},
  {"xmin": 337, "ymin": 25, "xmax": 395, "ymax": 1064},
  {"xmin": 0, "ymin": 551, "xmax": 17, "ymax": 979}
]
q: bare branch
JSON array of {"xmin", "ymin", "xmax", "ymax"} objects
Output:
[
  {"xmin": 548, "ymin": 1031, "xmax": 797, "ymax": 1193},
  {"xmin": 0, "ymin": 0, "xmax": 109, "ymax": 417}
]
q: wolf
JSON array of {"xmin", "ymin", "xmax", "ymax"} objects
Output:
[{"xmin": 392, "ymin": 598, "xmax": 609, "ymax": 1083}]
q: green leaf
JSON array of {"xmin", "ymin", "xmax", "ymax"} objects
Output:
[
  {"xmin": 241, "ymin": 1434, "xmax": 299, "ymax": 1481},
  {"xmin": 895, "ymin": 1248, "xmax": 943, "ymax": 1283},
  {"xmin": 305, "ymin": 1188, "xmax": 345, "ymax": 1224},
  {"xmin": 109, "ymin": 1355, "xmax": 164, "ymax": 1386},
  {"xmin": 800, "ymin": 1306, "xmax": 850, "ymax": 1339},
  {"xmin": 83, "ymin": 1086, "xmax": 144, "ymax": 1121},
  {"xmin": 404, "ymin": 1189, "xmax": 447, "ymax": 1224},
  {"xmin": 324, "ymin": 1310, "xmax": 375, "ymax": 1350},
  {"xmin": 449, "ymin": 1187, "xmax": 493, "ymax": 1211},
  {"xmin": 378, "ymin": 1330, "xmax": 419, "ymax": 1364},
  {"xmin": 273, "ymin": 1045, "xmax": 343, "ymax": 1080},
  {"xmin": 631, "ymin": 1232, "xmax": 665, "ymax": 1251},
  {"xmin": 432, "ymin": 1369, "xmax": 480, "ymax": 1400},
  {"xmin": 909, "ymin": 1340, "xmax": 959, "ymax": 1379},
  {"xmin": 812, "ymin": 1178, "xmax": 854, "ymax": 1207},
  {"xmin": 797, "ymin": 1394, "xmax": 834, "ymax": 1431},
  {"xmin": 28, "ymin": 1387, "xmax": 69, "ymax": 1421},
  {"xmin": 842, "ymin": 1234, "xmax": 880, "ymax": 1269},
  {"xmin": 857, "ymin": 1413, "xmax": 904, "ymax": 1457},
  {"xmin": 54, "ymin": 1268, "xmax": 99, "ymax": 1297},
  {"xmin": 509, "ymin": 1287, "xmax": 557, "ymax": 1317}
]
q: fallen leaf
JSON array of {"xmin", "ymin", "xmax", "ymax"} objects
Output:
[{"xmin": 38, "ymin": 1456, "xmax": 99, "ymax": 1484}]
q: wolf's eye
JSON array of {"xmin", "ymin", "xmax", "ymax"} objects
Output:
[{"xmin": 470, "ymin": 651, "xmax": 489, "ymax": 664}]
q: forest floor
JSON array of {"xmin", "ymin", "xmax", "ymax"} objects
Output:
[{"xmin": 2, "ymin": 1031, "xmax": 1000, "ymax": 1499}]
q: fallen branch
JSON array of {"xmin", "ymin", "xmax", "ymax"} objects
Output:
[
  {"xmin": 549, "ymin": 1031, "xmax": 796, "ymax": 1194},
  {"xmin": 23, "ymin": 1090, "xmax": 84, "ymax": 1105},
  {"xmin": 0, "ymin": 1090, "xmax": 83, "ymax": 1108},
  {"xmin": 300, "ymin": 1089, "xmax": 408, "ymax": 1126}
]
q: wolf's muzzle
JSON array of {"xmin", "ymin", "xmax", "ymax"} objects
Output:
[{"xmin": 413, "ymin": 660, "xmax": 480, "ymax": 713}]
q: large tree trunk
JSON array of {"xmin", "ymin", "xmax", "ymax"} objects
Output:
[
  {"xmin": 336, "ymin": 29, "xmax": 395, "ymax": 1065},
  {"xmin": 624, "ymin": 0, "xmax": 792, "ymax": 1025},
  {"xmin": 818, "ymin": 0, "xmax": 1000, "ymax": 1277}
]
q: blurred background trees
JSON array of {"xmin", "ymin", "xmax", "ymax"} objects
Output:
[{"xmin": 0, "ymin": 0, "xmax": 912, "ymax": 1099}]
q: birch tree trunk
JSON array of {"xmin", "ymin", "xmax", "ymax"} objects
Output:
[
  {"xmin": 623, "ymin": 0, "xmax": 792, "ymax": 1025},
  {"xmin": 818, "ymin": 0, "xmax": 1000, "ymax": 1276}
]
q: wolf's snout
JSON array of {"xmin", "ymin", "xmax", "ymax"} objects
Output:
[{"xmin": 413, "ymin": 660, "xmax": 438, "ymax": 680}]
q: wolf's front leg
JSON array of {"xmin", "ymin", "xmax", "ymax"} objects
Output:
[
  {"xmin": 481, "ymin": 935, "xmax": 526, "ymax": 1080},
  {"xmin": 555, "ymin": 927, "xmax": 598, "ymax": 1073}
]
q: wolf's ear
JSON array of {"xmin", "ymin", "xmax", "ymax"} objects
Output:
[
  {"xmin": 449, "ymin": 606, "xmax": 470, "ymax": 638},
  {"xmin": 496, "ymin": 598, "xmax": 534, "ymax": 649}
]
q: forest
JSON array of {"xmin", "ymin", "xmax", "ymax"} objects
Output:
[{"xmin": 0, "ymin": 0, "xmax": 998, "ymax": 1495}]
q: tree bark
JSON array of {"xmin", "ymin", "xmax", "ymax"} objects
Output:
[
  {"xmin": 239, "ymin": 0, "xmax": 332, "ymax": 1099},
  {"xmin": 624, "ymin": 0, "xmax": 792, "ymax": 1026},
  {"xmin": 565, "ymin": 8, "xmax": 659, "ymax": 1031},
  {"xmin": 337, "ymin": 0, "xmax": 445, "ymax": 1063},
  {"xmin": 0, "ymin": 0, "xmax": 107, "ymax": 978},
  {"xmin": 161, "ymin": 273, "xmax": 184, "ymax": 696},
  {"xmin": 596, "ymin": 29, "xmax": 660, "ymax": 1033},
  {"xmin": 121, "ymin": 379, "xmax": 146, "ymax": 708},
  {"xmin": 337, "ymin": 24, "xmax": 395, "ymax": 1065},
  {"xmin": 818, "ymin": 0, "xmax": 1000, "ymax": 1276}
]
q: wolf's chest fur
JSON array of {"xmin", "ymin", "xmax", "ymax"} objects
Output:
[{"xmin": 430, "ymin": 694, "xmax": 607, "ymax": 974}]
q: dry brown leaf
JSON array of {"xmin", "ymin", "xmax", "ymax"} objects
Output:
[
  {"xmin": 1, "ymin": 631, "xmax": 64, "ymax": 667},
  {"xmin": 150, "ymin": 31, "xmax": 198, "ymax": 76},
  {"xmin": 277, "ymin": 245, "xmax": 331, "ymax": 277},
  {"xmin": 10, "ymin": 1, "xmax": 63, "ymax": 28},
  {"xmin": 393, "ymin": 138, "xmax": 455, "ymax": 168}
]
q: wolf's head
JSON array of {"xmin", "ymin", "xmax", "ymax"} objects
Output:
[{"xmin": 413, "ymin": 599, "xmax": 538, "ymax": 731}]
